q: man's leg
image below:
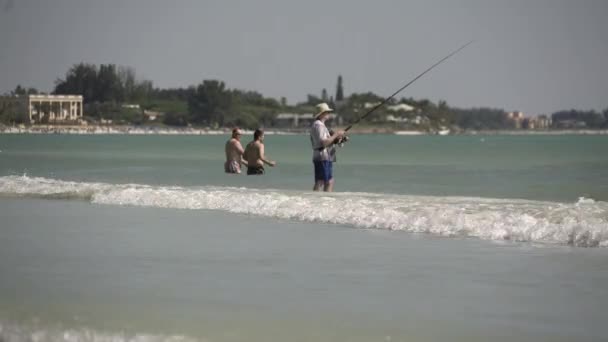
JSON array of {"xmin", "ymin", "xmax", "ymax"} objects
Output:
[
  {"xmin": 313, "ymin": 161, "xmax": 324, "ymax": 191},
  {"xmin": 323, "ymin": 178, "xmax": 334, "ymax": 192},
  {"xmin": 313, "ymin": 180, "xmax": 324, "ymax": 191},
  {"xmin": 322, "ymin": 161, "xmax": 334, "ymax": 192}
]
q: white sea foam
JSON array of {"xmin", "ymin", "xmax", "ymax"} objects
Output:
[
  {"xmin": 0, "ymin": 320, "xmax": 198, "ymax": 342},
  {"xmin": 1, "ymin": 175, "xmax": 607, "ymax": 247}
]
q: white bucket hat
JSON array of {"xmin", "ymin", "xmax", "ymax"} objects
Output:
[{"xmin": 315, "ymin": 102, "xmax": 334, "ymax": 119}]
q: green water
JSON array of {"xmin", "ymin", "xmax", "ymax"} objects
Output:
[
  {"xmin": 1, "ymin": 197, "xmax": 607, "ymax": 342},
  {"xmin": 1, "ymin": 133, "xmax": 608, "ymax": 342},
  {"xmin": 1, "ymin": 134, "xmax": 607, "ymax": 202}
]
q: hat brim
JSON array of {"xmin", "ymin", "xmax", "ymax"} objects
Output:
[{"xmin": 315, "ymin": 109, "xmax": 334, "ymax": 119}]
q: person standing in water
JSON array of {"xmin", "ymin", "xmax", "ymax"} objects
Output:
[
  {"xmin": 224, "ymin": 127, "xmax": 247, "ymax": 174},
  {"xmin": 243, "ymin": 128, "xmax": 276, "ymax": 175},
  {"xmin": 310, "ymin": 103, "xmax": 344, "ymax": 192}
]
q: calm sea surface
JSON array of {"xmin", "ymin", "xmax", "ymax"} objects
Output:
[
  {"xmin": 1, "ymin": 133, "xmax": 607, "ymax": 341},
  {"xmin": 1, "ymin": 134, "xmax": 608, "ymax": 201}
]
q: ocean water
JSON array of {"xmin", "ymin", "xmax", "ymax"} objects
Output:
[{"xmin": 1, "ymin": 133, "xmax": 608, "ymax": 341}]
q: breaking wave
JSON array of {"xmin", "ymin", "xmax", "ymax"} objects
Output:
[
  {"xmin": 0, "ymin": 320, "xmax": 197, "ymax": 342},
  {"xmin": 1, "ymin": 175, "xmax": 607, "ymax": 247}
]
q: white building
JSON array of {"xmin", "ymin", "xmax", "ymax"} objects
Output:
[
  {"xmin": 0, "ymin": 94, "xmax": 83, "ymax": 123},
  {"xmin": 387, "ymin": 103, "xmax": 415, "ymax": 112},
  {"xmin": 364, "ymin": 102, "xmax": 416, "ymax": 112}
]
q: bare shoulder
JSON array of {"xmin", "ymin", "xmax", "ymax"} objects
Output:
[{"xmin": 228, "ymin": 138, "xmax": 240, "ymax": 147}]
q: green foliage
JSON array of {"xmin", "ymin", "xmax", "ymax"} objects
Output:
[
  {"xmin": 338, "ymin": 92, "xmax": 386, "ymax": 122},
  {"xmin": 299, "ymin": 94, "xmax": 321, "ymax": 106},
  {"xmin": 95, "ymin": 64, "xmax": 123, "ymax": 102},
  {"xmin": 187, "ymin": 80, "xmax": 232, "ymax": 126},
  {"xmin": 54, "ymin": 63, "xmax": 153, "ymax": 104},
  {"xmin": 14, "ymin": 62, "xmax": 607, "ymax": 130},
  {"xmin": 151, "ymin": 87, "xmax": 194, "ymax": 102},
  {"xmin": 232, "ymin": 89, "xmax": 280, "ymax": 108},
  {"xmin": 551, "ymin": 109, "xmax": 606, "ymax": 128},
  {"xmin": 348, "ymin": 92, "xmax": 385, "ymax": 105},
  {"xmin": 54, "ymin": 63, "xmax": 99, "ymax": 102},
  {"xmin": 85, "ymin": 102, "xmax": 144, "ymax": 124},
  {"xmin": 162, "ymin": 112, "xmax": 189, "ymax": 126},
  {"xmin": 0, "ymin": 87, "xmax": 36, "ymax": 124},
  {"xmin": 10, "ymin": 85, "xmax": 38, "ymax": 95},
  {"xmin": 142, "ymin": 99, "xmax": 188, "ymax": 114},
  {"xmin": 449, "ymin": 107, "xmax": 512, "ymax": 130},
  {"xmin": 227, "ymin": 111, "xmax": 258, "ymax": 129},
  {"xmin": 0, "ymin": 107, "xmax": 26, "ymax": 124}
]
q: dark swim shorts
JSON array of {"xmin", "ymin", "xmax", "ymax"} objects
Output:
[
  {"xmin": 313, "ymin": 160, "xmax": 333, "ymax": 182},
  {"xmin": 247, "ymin": 165, "xmax": 265, "ymax": 175}
]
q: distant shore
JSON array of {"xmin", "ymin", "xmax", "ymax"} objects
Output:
[
  {"xmin": 0, "ymin": 125, "xmax": 289, "ymax": 136},
  {"xmin": 1, "ymin": 124, "xmax": 607, "ymax": 136}
]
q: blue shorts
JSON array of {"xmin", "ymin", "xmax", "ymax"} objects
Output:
[{"xmin": 313, "ymin": 160, "xmax": 333, "ymax": 182}]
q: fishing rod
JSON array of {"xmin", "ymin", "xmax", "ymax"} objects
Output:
[{"xmin": 344, "ymin": 40, "xmax": 474, "ymax": 132}]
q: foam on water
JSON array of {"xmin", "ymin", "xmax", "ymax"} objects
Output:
[
  {"xmin": 0, "ymin": 320, "xmax": 198, "ymax": 342},
  {"xmin": 1, "ymin": 175, "xmax": 607, "ymax": 247}
]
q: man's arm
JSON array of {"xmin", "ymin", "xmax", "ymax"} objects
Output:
[
  {"xmin": 321, "ymin": 130, "xmax": 344, "ymax": 147},
  {"xmin": 259, "ymin": 143, "xmax": 276, "ymax": 167},
  {"xmin": 242, "ymin": 144, "xmax": 251, "ymax": 164},
  {"xmin": 234, "ymin": 140, "xmax": 245, "ymax": 155}
]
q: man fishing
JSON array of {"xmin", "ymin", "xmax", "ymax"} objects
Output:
[
  {"xmin": 310, "ymin": 103, "xmax": 345, "ymax": 192},
  {"xmin": 308, "ymin": 42, "xmax": 472, "ymax": 191}
]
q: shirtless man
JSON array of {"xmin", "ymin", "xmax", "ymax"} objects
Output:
[
  {"xmin": 224, "ymin": 127, "xmax": 247, "ymax": 174},
  {"xmin": 243, "ymin": 129, "xmax": 276, "ymax": 175}
]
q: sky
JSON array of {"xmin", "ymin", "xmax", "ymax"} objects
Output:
[{"xmin": 0, "ymin": 0, "xmax": 607, "ymax": 115}]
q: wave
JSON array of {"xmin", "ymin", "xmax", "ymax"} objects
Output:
[
  {"xmin": 0, "ymin": 319, "xmax": 197, "ymax": 342},
  {"xmin": 1, "ymin": 175, "xmax": 607, "ymax": 247}
]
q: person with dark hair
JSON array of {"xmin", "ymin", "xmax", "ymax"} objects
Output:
[
  {"xmin": 224, "ymin": 127, "xmax": 247, "ymax": 174},
  {"xmin": 243, "ymin": 129, "xmax": 276, "ymax": 175}
]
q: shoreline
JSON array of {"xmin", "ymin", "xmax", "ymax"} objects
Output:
[{"xmin": 1, "ymin": 125, "xmax": 607, "ymax": 136}]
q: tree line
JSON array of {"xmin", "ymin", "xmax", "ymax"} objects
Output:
[{"xmin": 2, "ymin": 62, "xmax": 607, "ymax": 130}]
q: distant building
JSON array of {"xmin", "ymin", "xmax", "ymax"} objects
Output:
[
  {"xmin": 0, "ymin": 94, "xmax": 83, "ymax": 123},
  {"xmin": 522, "ymin": 118, "xmax": 535, "ymax": 129},
  {"xmin": 387, "ymin": 103, "xmax": 415, "ymax": 112},
  {"xmin": 143, "ymin": 110, "xmax": 162, "ymax": 121},
  {"xmin": 536, "ymin": 115, "xmax": 551, "ymax": 129},
  {"xmin": 506, "ymin": 111, "xmax": 525, "ymax": 129},
  {"xmin": 385, "ymin": 114, "xmax": 428, "ymax": 125},
  {"xmin": 385, "ymin": 114, "xmax": 409, "ymax": 123},
  {"xmin": 507, "ymin": 111, "xmax": 524, "ymax": 120},
  {"xmin": 554, "ymin": 119, "xmax": 586, "ymax": 129},
  {"xmin": 364, "ymin": 102, "xmax": 416, "ymax": 112}
]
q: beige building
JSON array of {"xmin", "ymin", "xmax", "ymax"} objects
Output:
[
  {"xmin": 506, "ymin": 111, "xmax": 525, "ymax": 129},
  {"xmin": 536, "ymin": 115, "xmax": 551, "ymax": 129},
  {"xmin": 0, "ymin": 94, "xmax": 83, "ymax": 123}
]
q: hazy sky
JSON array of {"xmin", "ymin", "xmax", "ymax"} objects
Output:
[{"xmin": 1, "ymin": 0, "xmax": 607, "ymax": 114}]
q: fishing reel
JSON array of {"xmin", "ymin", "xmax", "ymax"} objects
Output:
[{"xmin": 329, "ymin": 130, "xmax": 349, "ymax": 147}]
